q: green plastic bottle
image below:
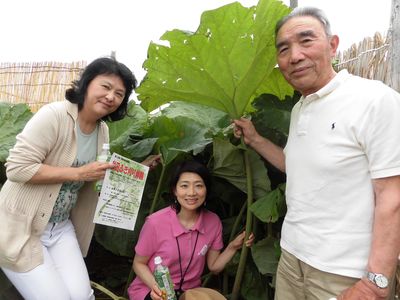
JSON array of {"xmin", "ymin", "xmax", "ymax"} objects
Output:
[
  {"xmin": 153, "ymin": 256, "xmax": 177, "ymax": 300},
  {"xmin": 94, "ymin": 143, "xmax": 111, "ymax": 192}
]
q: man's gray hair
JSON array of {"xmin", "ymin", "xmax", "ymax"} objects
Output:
[{"xmin": 275, "ymin": 7, "xmax": 332, "ymax": 37}]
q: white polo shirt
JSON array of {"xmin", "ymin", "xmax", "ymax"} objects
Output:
[{"xmin": 282, "ymin": 70, "xmax": 400, "ymax": 278}]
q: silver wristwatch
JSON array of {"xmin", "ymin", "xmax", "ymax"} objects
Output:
[{"xmin": 366, "ymin": 271, "xmax": 389, "ymax": 289}]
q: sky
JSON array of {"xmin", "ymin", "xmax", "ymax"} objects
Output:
[{"xmin": 1, "ymin": 0, "xmax": 392, "ymax": 82}]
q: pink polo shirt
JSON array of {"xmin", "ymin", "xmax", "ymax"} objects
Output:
[{"xmin": 128, "ymin": 206, "xmax": 223, "ymax": 300}]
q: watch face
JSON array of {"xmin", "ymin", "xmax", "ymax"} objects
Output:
[{"xmin": 375, "ymin": 274, "xmax": 389, "ymax": 288}]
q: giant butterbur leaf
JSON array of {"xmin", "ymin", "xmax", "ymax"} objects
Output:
[
  {"xmin": 212, "ymin": 138, "xmax": 270, "ymax": 199},
  {"xmin": 107, "ymin": 101, "xmax": 149, "ymax": 158},
  {"xmin": 124, "ymin": 138, "xmax": 159, "ymax": 161},
  {"xmin": 151, "ymin": 116, "xmax": 213, "ymax": 163},
  {"xmin": 0, "ymin": 102, "xmax": 33, "ymax": 162},
  {"xmin": 125, "ymin": 115, "xmax": 213, "ymax": 165},
  {"xmin": 137, "ymin": 0, "xmax": 291, "ymax": 118},
  {"xmin": 250, "ymin": 183, "xmax": 286, "ymax": 223},
  {"xmin": 255, "ymin": 68, "xmax": 294, "ymax": 101},
  {"xmin": 251, "ymin": 91, "xmax": 300, "ymax": 147},
  {"xmin": 251, "ymin": 236, "xmax": 280, "ymax": 275},
  {"xmin": 0, "ymin": 102, "xmax": 33, "ymax": 184},
  {"xmin": 161, "ymin": 101, "xmax": 228, "ymax": 135}
]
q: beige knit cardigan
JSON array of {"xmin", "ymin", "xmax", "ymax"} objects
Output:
[{"xmin": 0, "ymin": 100, "xmax": 108, "ymax": 272}]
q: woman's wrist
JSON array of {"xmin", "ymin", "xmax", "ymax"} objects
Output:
[
  {"xmin": 73, "ymin": 167, "xmax": 82, "ymax": 181},
  {"xmin": 227, "ymin": 241, "xmax": 240, "ymax": 252}
]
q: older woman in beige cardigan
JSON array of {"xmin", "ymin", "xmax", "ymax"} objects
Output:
[{"xmin": 0, "ymin": 57, "xmax": 159, "ymax": 300}]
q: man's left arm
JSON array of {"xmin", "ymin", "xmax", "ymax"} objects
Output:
[
  {"xmin": 339, "ymin": 175, "xmax": 400, "ymax": 299},
  {"xmin": 368, "ymin": 175, "xmax": 400, "ymax": 281}
]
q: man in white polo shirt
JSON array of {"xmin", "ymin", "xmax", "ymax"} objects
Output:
[{"xmin": 234, "ymin": 6, "xmax": 400, "ymax": 300}]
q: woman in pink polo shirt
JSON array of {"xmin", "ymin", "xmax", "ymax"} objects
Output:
[{"xmin": 128, "ymin": 160, "xmax": 253, "ymax": 300}]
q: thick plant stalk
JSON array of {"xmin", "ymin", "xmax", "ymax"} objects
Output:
[
  {"xmin": 229, "ymin": 200, "xmax": 248, "ymax": 241},
  {"xmin": 223, "ymin": 201, "xmax": 247, "ymax": 294},
  {"xmin": 149, "ymin": 164, "xmax": 166, "ymax": 214},
  {"xmin": 231, "ymin": 147, "xmax": 254, "ymax": 300}
]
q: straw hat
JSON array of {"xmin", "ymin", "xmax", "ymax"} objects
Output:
[{"xmin": 179, "ymin": 288, "xmax": 227, "ymax": 300}]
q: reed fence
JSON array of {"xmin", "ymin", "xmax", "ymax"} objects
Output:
[
  {"xmin": 335, "ymin": 32, "xmax": 390, "ymax": 85},
  {"xmin": 0, "ymin": 61, "xmax": 86, "ymax": 112}
]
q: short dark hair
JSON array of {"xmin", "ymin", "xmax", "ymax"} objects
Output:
[
  {"xmin": 169, "ymin": 160, "xmax": 212, "ymax": 213},
  {"xmin": 275, "ymin": 7, "xmax": 332, "ymax": 41},
  {"xmin": 65, "ymin": 56, "xmax": 137, "ymax": 122}
]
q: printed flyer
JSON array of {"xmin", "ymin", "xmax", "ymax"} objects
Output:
[{"xmin": 93, "ymin": 152, "xmax": 149, "ymax": 230}]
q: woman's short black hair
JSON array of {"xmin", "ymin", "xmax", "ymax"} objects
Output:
[
  {"xmin": 65, "ymin": 56, "xmax": 137, "ymax": 122},
  {"xmin": 169, "ymin": 160, "xmax": 212, "ymax": 213}
]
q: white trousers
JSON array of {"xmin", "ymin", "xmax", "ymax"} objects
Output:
[{"xmin": 1, "ymin": 219, "xmax": 94, "ymax": 300}]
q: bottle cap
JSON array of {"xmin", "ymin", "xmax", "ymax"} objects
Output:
[{"xmin": 154, "ymin": 256, "xmax": 162, "ymax": 265}]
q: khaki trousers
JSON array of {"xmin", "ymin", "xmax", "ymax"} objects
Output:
[
  {"xmin": 275, "ymin": 249, "xmax": 397, "ymax": 300},
  {"xmin": 274, "ymin": 249, "xmax": 359, "ymax": 300}
]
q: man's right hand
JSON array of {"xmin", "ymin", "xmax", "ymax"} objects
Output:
[
  {"xmin": 233, "ymin": 117, "xmax": 261, "ymax": 147},
  {"xmin": 337, "ymin": 278, "xmax": 388, "ymax": 300},
  {"xmin": 233, "ymin": 117, "xmax": 286, "ymax": 172}
]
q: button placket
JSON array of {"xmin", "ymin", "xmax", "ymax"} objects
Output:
[
  {"xmin": 297, "ymin": 100, "xmax": 308, "ymax": 135},
  {"xmin": 296, "ymin": 95, "xmax": 317, "ymax": 136}
]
